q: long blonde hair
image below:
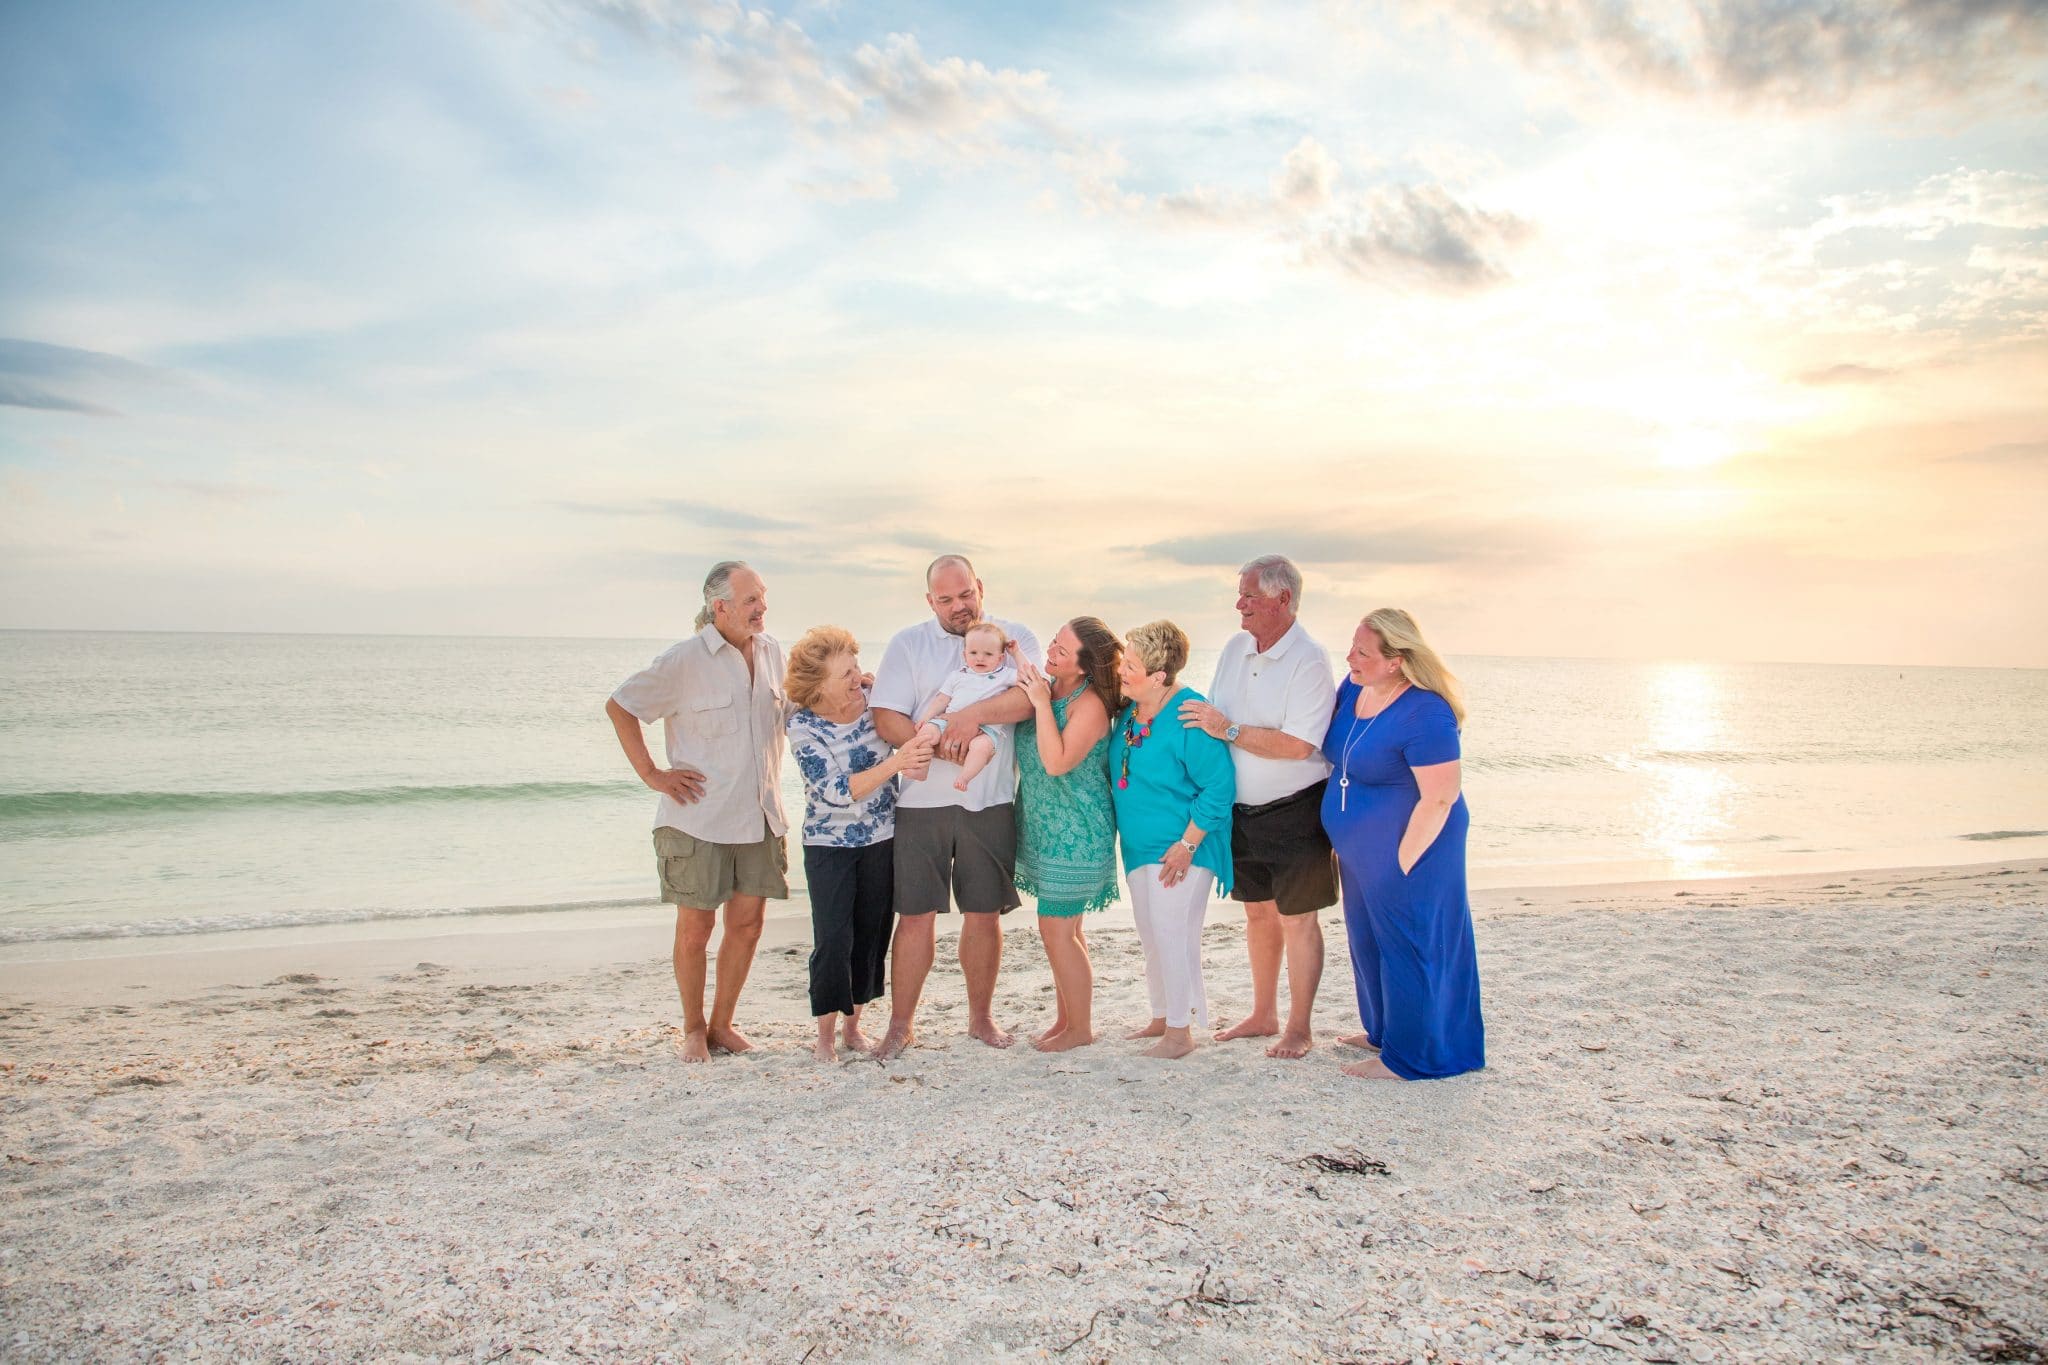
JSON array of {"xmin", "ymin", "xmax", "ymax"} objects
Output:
[{"xmin": 1364, "ymin": 607, "xmax": 1466, "ymax": 728}]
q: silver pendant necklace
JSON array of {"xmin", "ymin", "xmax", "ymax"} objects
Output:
[{"xmin": 1338, "ymin": 683, "xmax": 1406, "ymax": 812}]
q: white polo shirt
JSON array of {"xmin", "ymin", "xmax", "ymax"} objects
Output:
[
  {"xmin": 1207, "ymin": 620, "xmax": 1336, "ymax": 807},
  {"xmin": 612, "ymin": 625, "xmax": 789, "ymax": 843},
  {"xmin": 871, "ymin": 615, "xmax": 1043, "ymax": 813}
]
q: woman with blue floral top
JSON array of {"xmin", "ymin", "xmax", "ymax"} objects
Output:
[{"xmin": 785, "ymin": 627, "xmax": 935, "ymax": 1062}]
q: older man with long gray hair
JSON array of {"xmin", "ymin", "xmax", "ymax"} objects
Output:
[
  {"xmin": 1179, "ymin": 553, "xmax": 1338, "ymax": 1058},
  {"xmin": 605, "ymin": 560, "xmax": 789, "ymax": 1063}
]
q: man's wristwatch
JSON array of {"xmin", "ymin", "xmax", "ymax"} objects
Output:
[{"xmin": 1223, "ymin": 723, "xmax": 1241, "ymax": 743}]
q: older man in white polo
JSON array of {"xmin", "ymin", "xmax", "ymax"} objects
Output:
[
  {"xmin": 1179, "ymin": 553, "xmax": 1338, "ymax": 1059},
  {"xmin": 604, "ymin": 560, "xmax": 788, "ymax": 1064},
  {"xmin": 869, "ymin": 554, "xmax": 1043, "ymax": 1059}
]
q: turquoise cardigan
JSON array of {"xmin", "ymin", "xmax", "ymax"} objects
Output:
[{"xmin": 1109, "ymin": 686, "xmax": 1236, "ymax": 895}]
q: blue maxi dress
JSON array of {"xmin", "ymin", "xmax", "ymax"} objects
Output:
[{"xmin": 1320, "ymin": 682, "xmax": 1485, "ymax": 1080}]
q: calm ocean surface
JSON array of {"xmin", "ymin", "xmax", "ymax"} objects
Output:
[{"xmin": 2, "ymin": 630, "xmax": 2044, "ymax": 947}]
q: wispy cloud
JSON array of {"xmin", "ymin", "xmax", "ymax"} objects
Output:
[
  {"xmin": 1139, "ymin": 522, "xmax": 1549, "ymax": 569},
  {"xmin": 0, "ymin": 339, "xmax": 166, "ymax": 415},
  {"xmin": 552, "ymin": 497, "xmax": 804, "ymax": 530},
  {"xmin": 569, "ymin": 7, "xmax": 1529, "ymax": 291},
  {"xmin": 1426, "ymin": 0, "xmax": 2048, "ymax": 110},
  {"xmin": 1161, "ymin": 137, "xmax": 1531, "ymax": 290},
  {"xmin": 1948, "ymin": 440, "xmax": 2048, "ymax": 466},
  {"xmin": 1796, "ymin": 363, "xmax": 1899, "ymax": 386}
]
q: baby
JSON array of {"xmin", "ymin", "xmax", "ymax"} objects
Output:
[{"xmin": 911, "ymin": 621, "xmax": 1018, "ymax": 792}]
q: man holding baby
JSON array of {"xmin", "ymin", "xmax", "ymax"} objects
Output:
[{"xmin": 868, "ymin": 554, "xmax": 1043, "ymax": 1059}]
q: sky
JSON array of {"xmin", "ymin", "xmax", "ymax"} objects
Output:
[{"xmin": 1, "ymin": 0, "xmax": 2044, "ymax": 667}]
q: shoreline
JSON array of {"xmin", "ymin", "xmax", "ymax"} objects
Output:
[{"xmin": 1, "ymin": 854, "xmax": 2040, "ymax": 1001}]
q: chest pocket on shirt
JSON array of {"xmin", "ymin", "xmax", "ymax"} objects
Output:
[{"xmin": 690, "ymin": 692, "xmax": 739, "ymax": 738}]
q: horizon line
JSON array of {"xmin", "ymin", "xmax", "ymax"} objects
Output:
[{"xmin": 0, "ymin": 625, "xmax": 2038, "ymax": 674}]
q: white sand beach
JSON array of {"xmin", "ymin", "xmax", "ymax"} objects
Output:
[{"xmin": 2, "ymin": 859, "xmax": 2044, "ymax": 1362}]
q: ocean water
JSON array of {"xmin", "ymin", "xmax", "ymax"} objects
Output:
[{"xmin": 1, "ymin": 630, "xmax": 2045, "ymax": 947}]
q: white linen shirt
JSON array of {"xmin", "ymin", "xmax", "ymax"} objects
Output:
[
  {"xmin": 1207, "ymin": 620, "xmax": 1336, "ymax": 807},
  {"xmin": 871, "ymin": 616, "xmax": 1043, "ymax": 813},
  {"xmin": 611, "ymin": 625, "xmax": 789, "ymax": 843}
]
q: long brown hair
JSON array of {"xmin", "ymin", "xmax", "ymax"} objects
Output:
[{"xmin": 1067, "ymin": 616, "xmax": 1123, "ymax": 716}]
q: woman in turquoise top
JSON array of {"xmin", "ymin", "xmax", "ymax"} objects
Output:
[
  {"xmin": 1110, "ymin": 620, "xmax": 1236, "ymax": 1060},
  {"xmin": 1013, "ymin": 616, "xmax": 1123, "ymax": 1052}
]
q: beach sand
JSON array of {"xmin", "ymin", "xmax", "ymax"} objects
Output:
[{"xmin": 2, "ymin": 860, "xmax": 2044, "ymax": 1362}]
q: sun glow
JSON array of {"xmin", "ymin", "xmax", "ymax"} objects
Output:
[{"xmin": 1658, "ymin": 426, "xmax": 1740, "ymax": 471}]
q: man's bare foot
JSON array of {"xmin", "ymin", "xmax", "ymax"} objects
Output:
[
  {"xmin": 1142, "ymin": 1035, "xmax": 1196, "ymax": 1059},
  {"xmin": 678, "ymin": 1028, "xmax": 711, "ymax": 1064},
  {"xmin": 968, "ymin": 1018, "xmax": 1015, "ymax": 1049},
  {"xmin": 1341, "ymin": 1056, "xmax": 1402, "ymax": 1080},
  {"xmin": 1215, "ymin": 1014, "xmax": 1279, "ymax": 1042},
  {"xmin": 1335, "ymin": 1032, "xmax": 1380, "ymax": 1052},
  {"xmin": 1125, "ymin": 1019, "xmax": 1166, "ymax": 1040},
  {"xmin": 706, "ymin": 1025, "xmax": 754, "ymax": 1054},
  {"xmin": 1265, "ymin": 1028, "xmax": 1313, "ymax": 1059},
  {"xmin": 1035, "ymin": 1028, "xmax": 1097, "ymax": 1052},
  {"xmin": 812, "ymin": 1037, "xmax": 837, "ymax": 1063},
  {"xmin": 873, "ymin": 1026, "xmax": 915, "ymax": 1061},
  {"xmin": 841, "ymin": 1023, "xmax": 875, "ymax": 1054}
]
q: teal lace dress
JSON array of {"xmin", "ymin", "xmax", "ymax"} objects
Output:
[{"xmin": 1014, "ymin": 684, "xmax": 1119, "ymax": 917}]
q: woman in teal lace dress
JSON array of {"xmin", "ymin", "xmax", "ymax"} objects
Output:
[{"xmin": 1013, "ymin": 616, "xmax": 1123, "ymax": 1052}]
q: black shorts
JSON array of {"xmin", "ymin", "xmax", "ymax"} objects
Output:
[
  {"xmin": 892, "ymin": 804, "xmax": 1022, "ymax": 916},
  {"xmin": 1230, "ymin": 780, "xmax": 1337, "ymax": 916}
]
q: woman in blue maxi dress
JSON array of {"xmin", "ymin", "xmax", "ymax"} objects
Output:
[{"xmin": 1319, "ymin": 609, "xmax": 1484, "ymax": 1081}]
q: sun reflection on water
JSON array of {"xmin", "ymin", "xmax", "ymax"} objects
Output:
[{"xmin": 1633, "ymin": 663, "xmax": 1736, "ymax": 874}]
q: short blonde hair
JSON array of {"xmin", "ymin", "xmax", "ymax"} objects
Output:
[
  {"xmin": 963, "ymin": 621, "xmax": 1008, "ymax": 651},
  {"xmin": 1124, "ymin": 620, "xmax": 1189, "ymax": 686},
  {"xmin": 784, "ymin": 626, "xmax": 859, "ymax": 711}
]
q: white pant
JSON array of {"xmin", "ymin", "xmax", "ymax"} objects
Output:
[{"xmin": 1128, "ymin": 864, "xmax": 1213, "ymax": 1029}]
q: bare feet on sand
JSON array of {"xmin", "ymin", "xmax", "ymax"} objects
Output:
[
  {"xmin": 1142, "ymin": 1035, "xmax": 1196, "ymax": 1059},
  {"xmin": 872, "ymin": 1026, "xmax": 916, "ymax": 1061},
  {"xmin": 1215, "ymin": 1014, "xmax": 1279, "ymax": 1042},
  {"xmin": 1335, "ymin": 1032, "xmax": 1380, "ymax": 1053},
  {"xmin": 840, "ymin": 1023, "xmax": 874, "ymax": 1054},
  {"xmin": 706, "ymin": 1025, "xmax": 755, "ymax": 1055},
  {"xmin": 1034, "ymin": 1028, "xmax": 1097, "ymax": 1052},
  {"xmin": 1265, "ymin": 1028, "xmax": 1313, "ymax": 1059},
  {"xmin": 811, "ymin": 1037, "xmax": 837, "ymax": 1064},
  {"xmin": 1341, "ymin": 1056, "xmax": 1402, "ymax": 1080},
  {"xmin": 968, "ymin": 1018, "xmax": 1016, "ymax": 1049},
  {"xmin": 1125, "ymin": 1019, "xmax": 1166, "ymax": 1040},
  {"xmin": 678, "ymin": 1028, "xmax": 711, "ymax": 1064},
  {"xmin": 1032, "ymin": 1019, "xmax": 1066, "ymax": 1047}
]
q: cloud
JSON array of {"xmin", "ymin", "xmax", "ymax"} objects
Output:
[
  {"xmin": 1812, "ymin": 169, "xmax": 2048, "ymax": 241},
  {"xmin": 0, "ymin": 339, "xmax": 168, "ymax": 416},
  {"xmin": 581, "ymin": 0, "xmax": 1058, "ymax": 158},
  {"xmin": 1428, "ymin": 0, "xmax": 2048, "ymax": 109},
  {"xmin": 1796, "ymin": 363, "xmax": 1899, "ymax": 386},
  {"xmin": 1140, "ymin": 523, "xmax": 1547, "ymax": 569},
  {"xmin": 567, "ymin": 8, "xmax": 1527, "ymax": 293},
  {"xmin": 1308, "ymin": 184, "xmax": 1532, "ymax": 290},
  {"xmin": 1947, "ymin": 440, "xmax": 2048, "ymax": 465},
  {"xmin": 1163, "ymin": 138, "xmax": 1531, "ymax": 291},
  {"xmin": 151, "ymin": 480, "xmax": 282, "ymax": 505},
  {"xmin": 553, "ymin": 496, "xmax": 804, "ymax": 530},
  {"xmin": 0, "ymin": 379, "xmax": 116, "ymax": 415}
]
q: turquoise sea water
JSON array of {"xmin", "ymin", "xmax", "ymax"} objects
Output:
[{"xmin": 2, "ymin": 630, "xmax": 2045, "ymax": 945}]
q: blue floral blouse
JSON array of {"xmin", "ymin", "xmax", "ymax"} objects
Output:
[{"xmin": 787, "ymin": 703, "xmax": 898, "ymax": 848}]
